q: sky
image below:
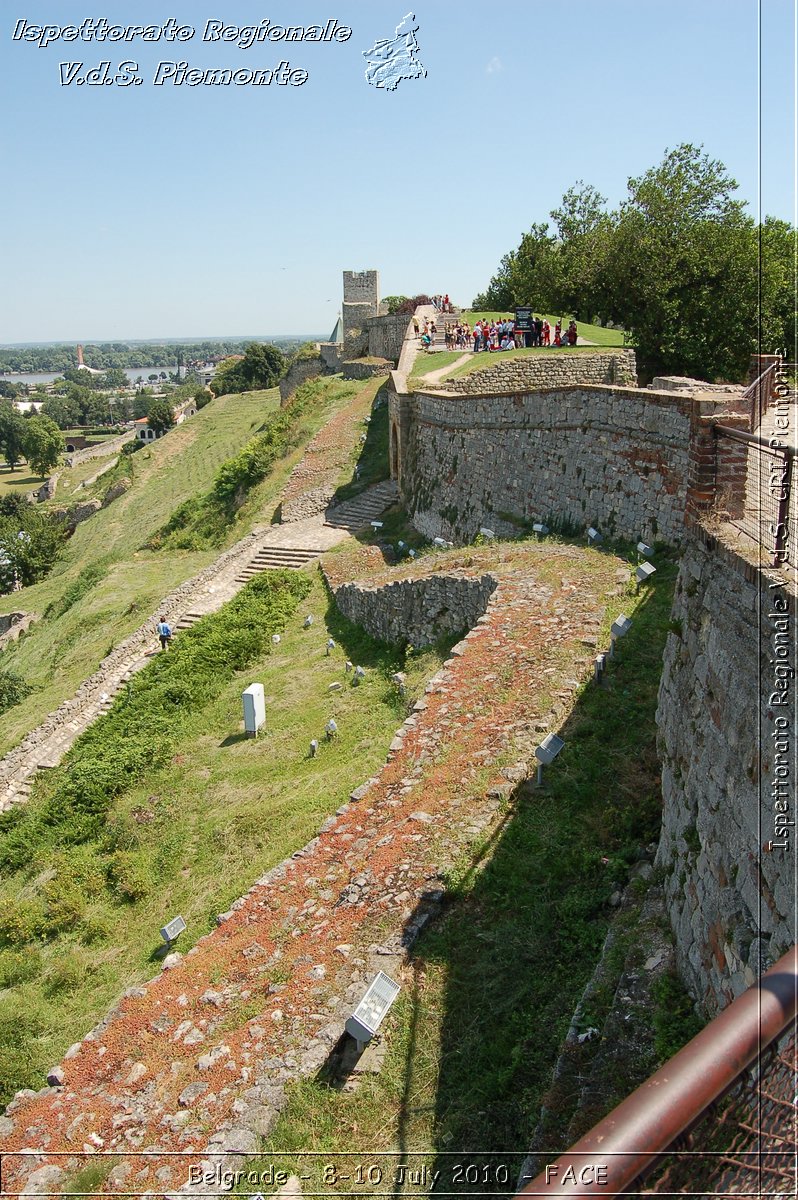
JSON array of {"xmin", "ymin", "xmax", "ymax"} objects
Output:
[{"xmin": 0, "ymin": 0, "xmax": 795, "ymax": 343}]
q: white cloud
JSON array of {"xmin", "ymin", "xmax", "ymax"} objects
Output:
[{"xmin": 486, "ymin": 56, "xmax": 503, "ymax": 74}]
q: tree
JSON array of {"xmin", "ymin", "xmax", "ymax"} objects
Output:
[
  {"xmin": 0, "ymin": 507, "xmax": 65, "ymax": 592},
  {"xmin": 604, "ymin": 144, "xmax": 757, "ymax": 379},
  {"xmin": 760, "ymin": 216, "xmax": 797, "ymax": 356},
  {"xmin": 101, "ymin": 368, "xmax": 128, "ymax": 390},
  {"xmin": 383, "ymin": 295, "xmax": 410, "ymax": 314},
  {"xmin": 209, "ymin": 343, "xmax": 285, "ymax": 396},
  {"xmin": 22, "ymin": 415, "xmax": 63, "ymax": 478},
  {"xmin": 0, "ymin": 401, "xmax": 29, "ymax": 471},
  {"xmin": 41, "ymin": 396, "xmax": 80, "ymax": 430},
  {"xmin": 146, "ymin": 399, "xmax": 175, "ymax": 436}
]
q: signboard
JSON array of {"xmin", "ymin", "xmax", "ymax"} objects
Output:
[{"xmin": 514, "ymin": 306, "xmax": 534, "ymax": 331}]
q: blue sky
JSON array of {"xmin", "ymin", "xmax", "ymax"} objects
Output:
[{"xmin": 0, "ymin": 0, "xmax": 794, "ymax": 342}]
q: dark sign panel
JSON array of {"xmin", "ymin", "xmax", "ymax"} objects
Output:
[{"xmin": 515, "ymin": 306, "xmax": 534, "ymax": 331}]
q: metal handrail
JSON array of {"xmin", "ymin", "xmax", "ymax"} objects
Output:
[
  {"xmin": 714, "ymin": 422, "xmax": 796, "ymax": 454},
  {"xmin": 519, "ymin": 946, "xmax": 798, "ymax": 1197}
]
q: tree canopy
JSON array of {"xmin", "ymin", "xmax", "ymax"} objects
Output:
[
  {"xmin": 22, "ymin": 415, "xmax": 63, "ymax": 477},
  {"xmin": 209, "ymin": 343, "xmax": 286, "ymax": 396},
  {"xmin": 146, "ymin": 399, "xmax": 176, "ymax": 436},
  {"xmin": 0, "ymin": 402, "xmax": 28, "ymax": 471},
  {"xmin": 473, "ymin": 144, "xmax": 795, "ymax": 381}
]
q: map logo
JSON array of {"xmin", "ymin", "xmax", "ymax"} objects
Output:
[{"xmin": 363, "ymin": 12, "xmax": 426, "ymax": 91}]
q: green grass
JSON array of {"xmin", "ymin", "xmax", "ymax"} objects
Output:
[
  {"xmin": 0, "ymin": 567, "xmax": 451, "ymax": 1101},
  {"xmin": 234, "ymin": 556, "xmax": 678, "ymax": 1196},
  {"xmin": 331, "ymin": 387, "xmax": 390, "ymax": 503},
  {"xmin": 0, "ymin": 379, "xmax": 362, "ymax": 758},
  {"xmin": 408, "ymin": 350, "xmax": 467, "ymax": 381}
]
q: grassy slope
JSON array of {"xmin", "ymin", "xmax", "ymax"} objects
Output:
[
  {"xmin": 0, "ymin": 569, "xmax": 449, "ymax": 1100},
  {"xmin": 0, "ymin": 378, "xmax": 367, "ymax": 758},
  {"xmin": 0, "ymin": 391, "xmax": 278, "ymax": 754}
]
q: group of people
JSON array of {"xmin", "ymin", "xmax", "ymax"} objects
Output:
[
  {"xmin": 415, "ymin": 308, "xmax": 581, "ymax": 353},
  {"xmin": 413, "ymin": 313, "xmax": 438, "ymax": 349},
  {"xmin": 525, "ymin": 317, "xmax": 578, "ymax": 347},
  {"xmin": 431, "ymin": 294, "xmax": 451, "ymax": 312},
  {"xmin": 440, "ymin": 316, "xmax": 579, "ymax": 352}
]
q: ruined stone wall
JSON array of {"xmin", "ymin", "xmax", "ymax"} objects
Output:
[
  {"xmin": 279, "ymin": 356, "xmax": 326, "ymax": 405},
  {"xmin": 656, "ymin": 529, "xmax": 796, "ymax": 1015},
  {"xmin": 394, "ymin": 384, "xmax": 697, "ymax": 546},
  {"xmin": 330, "ymin": 571, "xmax": 499, "ymax": 647},
  {"xmin": 365, "ymin": 313, "xmax": 412, "ymax": 363},
  {"xmin": 342, "ymin": 359, "xmax": 392, "ymax": 381},
  {"xmin": 434, "ymin": 350, "xmax": 637, "ymax": 394},
  {"xmin": 63, "ymin": 430, "xmax": 134, "ymax": 467}
]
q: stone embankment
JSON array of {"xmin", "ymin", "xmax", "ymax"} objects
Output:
[
  {"xmin": 0, "ymin": 543, "xmax": 628, "ymax": 1196},
  {"xmin": 330, "ymin": 570, "xmax": 498, "ymax": 647},
  {"xmin": 431, "ymin": 349, "xmax": 637, "ymax": 394},
  {"xmin": 64, "ymin": 430, "xmax": 135, "ymax": 467}
]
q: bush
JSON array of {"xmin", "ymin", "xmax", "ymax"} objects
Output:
[
  {"xmin": 108, "ymin": 851, "xmax": 151, "ymax": 902},
  {"xmin": 0, "ymin": 897, "xmax": 46, "ymax": 947},
  {"xmin": 0, "ymin": 946, "xmax": 41, "ymax": 987},
  {"xmin": 0, "ymin": 666, "xmax": 32, "ymax": 716}
]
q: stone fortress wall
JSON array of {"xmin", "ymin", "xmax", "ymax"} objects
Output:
[
  {"xmin": 656, "ymin": 529, "xmax": 796, "ymax": 1014},
  {"xmin": 391, "ymin": 378, "xmax": 706, "ymax": 545},
  {"xmin": 386, "ymin": 336, "xmax": 795, "ymax": 1014}
]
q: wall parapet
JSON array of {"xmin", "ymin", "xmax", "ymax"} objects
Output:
[{"xmin": 431, "ymin": 349, "xmax": 637, "ymax": 394}]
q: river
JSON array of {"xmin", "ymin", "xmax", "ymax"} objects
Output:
[{"xmin": 0, "ymin": 367, "xmax": 175, "ymax": 386}]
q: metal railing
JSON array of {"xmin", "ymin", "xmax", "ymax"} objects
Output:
[
  {"xmin": 519, "ymin": 947, "xmax": 797, "ymax": 1197},
  {"xmin": 713, "ymin": 424, "xmax": 796, "ymax": 570}
]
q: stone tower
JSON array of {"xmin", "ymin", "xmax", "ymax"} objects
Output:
[{"xmin": 342, "ymin": 270, "xmax": 380, "ymax": 360}]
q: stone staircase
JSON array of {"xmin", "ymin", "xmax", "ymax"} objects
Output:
[
  {"xmin": 234, "ymin": 545, "xmax": 325, "ymax": 583},
  {"xmin": 324, "ymin": 480, "xmax": 399, "ymax": 530}
]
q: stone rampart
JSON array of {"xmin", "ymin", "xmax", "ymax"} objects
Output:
[
  {"xmin": 656, "ymin": 529, "xmax": 796, "ymax": 1015},
  {"xmin": 342, "ymin": 359, "xmax": 392, "ymax": 381},
  {"xmin": 63, "ymin": 430, "xmax": 134, "ymax": 467},
  {"xmin": 365, "ymin": 313, "xmax": 412, "ymax": 363},
  {"xmin": 433, "ymin": 349, "xmax": 637, "ymax": 394},
  {"xmin": 279, "ymin": 356, "xmax": 326, "ymax": 405},
  {"xmin": 392, "ymin": 384, "xmax": 704, "ymax": 545},
  {"xmin": 329, "ymin": 571, "xmax": 499, "ymax": 647}
]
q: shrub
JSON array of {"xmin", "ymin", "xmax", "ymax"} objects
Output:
[
  {"xmin": 108, "ymin": 851, "xmax": 151, "ymax": 902},
  {"xmin": 0, "ymin": 946, "xmax": 42, "ymax": 987},
  {"xmin": 0, "ymin": 897, "xmax": 46, "ymax": 947},
  {"xmin": 0, "ymin": 666, "xmax": 32, "ymax": 716}
]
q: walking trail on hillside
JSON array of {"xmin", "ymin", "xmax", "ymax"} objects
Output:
[{"xmin": 0, "ymin": 542, "xmax": 630, "ymax": 1196}]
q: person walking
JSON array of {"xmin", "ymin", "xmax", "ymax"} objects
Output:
[{"xmin": 156, "ymin": 616, "xmax": 173, "ymax": 651}]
